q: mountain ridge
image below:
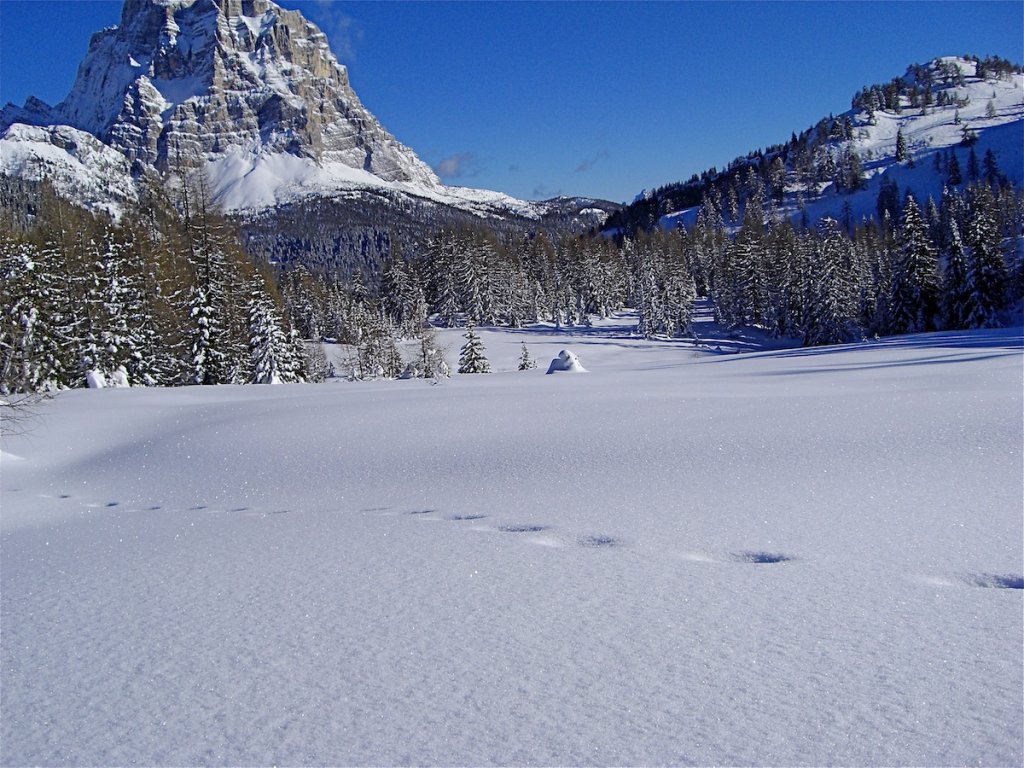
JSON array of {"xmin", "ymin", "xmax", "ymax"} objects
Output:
[
  {"xmin": 606, "ymin": 55, "xmax": 1023, "ymax": 235},
  {"xmin": 0, "ymin": 0, "xmax": 616, "ymax": 228}
]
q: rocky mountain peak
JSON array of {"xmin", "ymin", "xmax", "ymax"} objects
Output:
[{"xmin": 2, "ymin": 0, "xmax": 439, "ymax": 186}]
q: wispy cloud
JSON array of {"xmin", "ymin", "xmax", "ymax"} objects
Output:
[
  {"xmin": 311, "ymin": 1, "xmax": 363, "ymax": 63},
  {"xmin": 573, "ymin": 150, "xmax": 609, "ymax": 174},
  {"xmin": 435, "ymin": 152, "xmax": 483, "ymax": 180}
]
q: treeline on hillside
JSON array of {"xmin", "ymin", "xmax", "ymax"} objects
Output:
[
  {"xmin": 1, "ymin": 177, "xmax": 327, "ymax": 395},
  {"xmin": 282, "ymin": 175, "xmax": 1021, "ymax": 362},
  {"xmin": 3, "ymin": 169, "xmax": 1021, "ymax": 394},
  {"xmin": 606, "ymin": 54, "xmax": 1022, "ymax": 236},
  {"xmin": 689, "ymin": 180, "xmax": 1021, "ymax": 344}
]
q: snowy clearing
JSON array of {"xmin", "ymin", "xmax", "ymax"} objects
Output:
[{"xmin": 1, "ymin": 320, "xmax": 1022, "ymax": 766}]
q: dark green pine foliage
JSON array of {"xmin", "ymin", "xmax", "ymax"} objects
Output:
[
  {"xmin": 429, "ymin": 233, "xmax": 461, "ymax": 327},
  {"xmin": 457, "ymin": 324, "xmax": 490, "ymax": 374},
  {"xmin": 731, "ymin": 194, "xmax": 768, "ymax": 326},
  {"xmin": 895, "ymin": 128, "xmax": 908, "ymax": 162},
  {"xmin": 962, "ymin": 184, "xmax": 1009, "ymax": 327},
  {"xmin": 801, "ymin": 218, "xmax": 855, "ymax": 346},
  {"xmin": 940, "ymin": 218, "xmax": 972, "ymax": 329},
  {"xmin": 888, "ymin": 195, "xmax": 939, "ymax": 334},
  {"xmin": 0, "ymin": 239, "xmax": 68, "ymax": 393},
  {"xmin": 947, "ymin": 152, "xmax": 962, "ymax": 186}
]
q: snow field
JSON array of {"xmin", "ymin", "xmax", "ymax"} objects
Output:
[{"xmin": 1, "ymin": 322, "xmax": 1022, "ymax": 765}]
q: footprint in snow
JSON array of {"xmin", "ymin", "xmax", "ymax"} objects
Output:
[
  {"xmin": 448, "ymin": 514, "xmax": 487, "ymax": 521},
  {"xmin": 731, "ymin": 551, "xmax": 796, "ymax": 564},
  {"xmin": 966, "ymin": 573, "xmax": 1024, "ymax": 590},
  {"xmin": 499, "ymin": 524, "xmax": 550, "ymax": 534},
  {"xmin": 406, "ymin": 509, "xmax": 437, "ymax": 516},
  {"xmin": 578, "ymin": 535, "xmax": 622, "ymax": 548}
]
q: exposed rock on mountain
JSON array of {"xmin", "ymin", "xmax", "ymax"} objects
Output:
[{"xmin": 2, "ymin": 0, "xmax": 438, "ymax": 188}]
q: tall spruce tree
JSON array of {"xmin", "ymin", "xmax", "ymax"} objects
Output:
[
  {"xmin": 962, "ymin": 184, "xmax": 1008, "ymax": 327},
  {"xmin": 889, "ymin": 195, "xmax": 939, "ymax": 334}
]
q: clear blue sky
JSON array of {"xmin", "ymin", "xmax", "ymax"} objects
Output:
[{"xmin": 1, "ymin": 1, "xmax": 1022, "ymax": 202}]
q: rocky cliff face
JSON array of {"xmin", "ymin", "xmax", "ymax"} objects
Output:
[{"xmin": 2, "ymin": 0, "xmax": 439, "ymax": 187}]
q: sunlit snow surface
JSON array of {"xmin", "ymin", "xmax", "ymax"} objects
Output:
[{"xmin": 2, "ymin": 317, "xmax": 1022, "ymax": 766}]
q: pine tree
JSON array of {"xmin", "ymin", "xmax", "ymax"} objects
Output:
[
  {"xmin": 247, "ymin": 279, "xmax": 295, "ymax": 384},
  {"xmin": 962, "ymin": 184, "xmax": 1009, "ymax": 327},
  {"xmin": 517, "ymin": 343, "xmax": 535, "ymax": 371},
  {"xmin": 947, "ymin": 152, "xmax": 962, "ymax": 185},
  {"xmin": 895, "ymin": 128, "xmax": 908, "ymax": 162},
  {"xmin": 941, "ymin": 218, "xmax": 972, "ymax": 329},
  {"xmin": 457, "ymin": 324, "xmax": 490, "ymax": 373},
  {"xmin": 801, "ymin": 218, "xmax": 856, "ymax": 346},
  {"xmin": 0, "ymin": 239, "xmax": 67, "ymax": 393},
  {"xmin": 967, "ymin": 146, "xmax": 980, "ymax": 183},
  {"xmin": 983, "ymin": 148, "xmax": 1003, "ymax": 187},
  {"xmin": 889, "ymin": 195, "xmax": 940, "ymax": 334}
]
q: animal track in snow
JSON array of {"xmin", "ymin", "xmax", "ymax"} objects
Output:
[
  {"xmin": 578, "ymin": 535, "xmax": 622, "ymax": 548},
  {"xmin": 731, "ymin": 551, "xmax": 796, "ymax": 564},
  {"xmin": 499, "ymin": 524, "xmax": 550, "ymax": 534},
  {"xmin": 967, "ymin": 573, "xmax": 1024, "ymax": 589}
]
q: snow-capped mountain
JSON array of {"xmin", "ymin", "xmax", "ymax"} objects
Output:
[
  {"xmin": 0, "ymin": 0, "xmax": 608, "ymax": 225},
  {"xmin": 608, "ymin": 56, "xmax": 1023, "ymax": 234}
]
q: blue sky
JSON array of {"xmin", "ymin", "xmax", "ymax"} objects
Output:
[{"xmin": 1, "ymin": 1, "xmax": 1022, "ymax": 202}]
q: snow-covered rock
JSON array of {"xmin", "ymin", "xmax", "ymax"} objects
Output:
[
  {"xmin": 0, "ymin": 124, "xmax": 138, "ymax": 218},
  {"xmin": 546, "ymin": 348, "xmax": 588, "ymax": 374},
  {"xmin": 108, "ymin": 367, "xmax": 131, "ymax": 388},
  {"xmin": 0, "ymin": 0, "xmax": 576, "ymax": 221}
]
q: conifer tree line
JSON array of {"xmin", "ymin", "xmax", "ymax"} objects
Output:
[
  {"xmin": 1, "ymin": 177, "xmax": 317, "ymax": 395},
  {"xmin": 689, "ymin": 178, "xmax": 1022, "ymax": 344},
  {"xmin": 279, "ymin": 224, "xmax": 700, "ymax": 357},
  {"xmin": 281, "ymin": 174, "xmax": 1020, "ymax": 361},
  {"xmin": 3, "ymin": 164, "xmax": 1020, "ymax": 393}
]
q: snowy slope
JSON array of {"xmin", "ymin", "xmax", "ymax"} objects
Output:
[
  {"xmin": 2, "ymin": 320, "xmax": 1021, "ymax": 766},
  {"xmin": 661, "ymin": 57, "xmax": 1024, "ymax": 229},
  {"xmin": 205, "ymin": 147, "xmax": 547, "ymax": 218},
  {"xmin": 0, "ymin": 124, "xmax": 139, "ymax": 218}
]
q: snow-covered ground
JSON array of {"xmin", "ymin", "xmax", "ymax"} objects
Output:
[
  {"xmin": 2, "ymin": 318, "xmax": 1022, "ymax": 766},
  {"xmin": 662, "ymin": 57, "xmax": 1024, "ymax": 231}
]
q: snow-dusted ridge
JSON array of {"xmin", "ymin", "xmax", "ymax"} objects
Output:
[{"xmin": 658, "ymin": 56, "xmax": 1023, "ymax": 230}]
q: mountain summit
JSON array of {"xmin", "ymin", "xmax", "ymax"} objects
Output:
[{"xmin": 2, "ymin": 0, "xmax": 439, "ymax": 187}]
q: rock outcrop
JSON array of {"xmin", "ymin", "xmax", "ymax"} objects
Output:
[{"xmin": 1, "ymin": 0, "xmax": 439, "ymax": 186}]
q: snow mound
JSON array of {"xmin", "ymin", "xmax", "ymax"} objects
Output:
[{"xmin": 546, "ymin": 349, "xmax": 588, "ymax": 374}]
